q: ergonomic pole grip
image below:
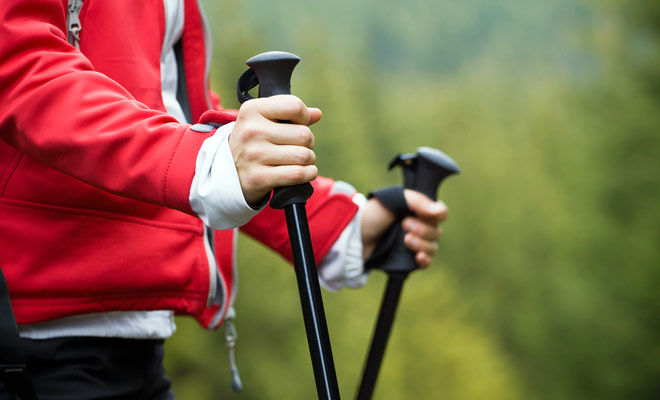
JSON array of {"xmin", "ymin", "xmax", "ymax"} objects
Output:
[
  {"xmin": 368, "ymin": 147, "xmax": 459, "ymax": 274},
  {"xmin": 391, "ymin": 147, "xmax": 459, "ymax": 199},
  {"xmin": 237, "ymin": 51, "xmax": 314, "ymax": 209}
]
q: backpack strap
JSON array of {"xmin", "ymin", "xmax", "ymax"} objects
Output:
[
  {"xmin": 67, "ymin": 0, "xmax": 83, "ymax": 49},
  {"xmin": 0, "ymin": 267, "xmax": 38, "ymax": 400}
]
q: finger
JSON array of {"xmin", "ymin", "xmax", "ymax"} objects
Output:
[
  {"xmin": 233, "ymin": 118, "xmax": 315, "ymax": 147},
  {"xmin": 415, "ymin": 252, "xmax": 432, "ymax": 269},
  {"xmin": 308, "ymin": 108, "xmax": 322, "ymax": 125},
  {"xmin": 259, "ymin": 145, "xmax": 316, "ymax": 166},
  {"xmin": 403, "ymin": 189, "xmax": 449, "ymax": 223},
  {"xmin": 266, "ymin": 123, "xmax": 315, "ymax": 148},
  {"xmin": 236, "ymin": 143, "xmax": 315, "ymax": 168},
  {"xmin": 267, "ymin": 164, "xmax": 318, "ymax": 187},
  {"xmin": 257, "ymin": 95, "xmax": 313, "ymax": 125},
  {"xmin": 402, "ymin": 217, "xmax": 442, "ymax": 241},
  {"xmin": 404, "ymin": 232, "xmax": 438, "ymax": 256}
]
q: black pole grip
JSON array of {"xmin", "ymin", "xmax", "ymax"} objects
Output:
[
  {"xmin": 390, "ymin": 146, "xmax": 459, "ymax": 201},
  {"xmin": 237, "ymin": 51, "xmax": 314, "ymax": 209},
  {"xmin": 368, "ymin": 147, "xmax": 459, "ymax": 275},
  {"xmin": 246, "ymin": 51, "xmax": 299, "ymax": 97}
]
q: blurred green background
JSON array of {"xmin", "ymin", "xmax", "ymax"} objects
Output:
[{"xmin": 164, "ymin": 0, "xmax": 660, "ymax": 398}]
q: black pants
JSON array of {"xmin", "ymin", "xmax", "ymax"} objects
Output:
[{"xmin": 0, "ymin": 337, "xmax": 174, "ymax": 400}]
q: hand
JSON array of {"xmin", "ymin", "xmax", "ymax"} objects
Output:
[
  {"xmin": 361, "ymin": 189, "xmax": 448, "ymax": 268},
  {"xmin": 229, "ymin": 95, "xmax": 322, "ymax": 206}
]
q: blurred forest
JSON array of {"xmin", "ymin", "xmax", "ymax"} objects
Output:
[{"xmin": 164, "ymin": 0, "xmax": 660, "ymax": 398}]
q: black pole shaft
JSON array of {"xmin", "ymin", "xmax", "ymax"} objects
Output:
[
  {"xmin": 237, "ymin": 51, "xmax": 342, "ymax": 399},
  {"xmin": 284, "ymin": 203, "xmax": 341, "ymax": 400},
  {"xmin": 356, "ymin": 273, "xmax": 407, "ymax": 400}
]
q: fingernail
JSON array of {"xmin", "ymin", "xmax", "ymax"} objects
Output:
[{"xmin": 427, "ymin": 202, "xmax": 445, "ymax": 214}]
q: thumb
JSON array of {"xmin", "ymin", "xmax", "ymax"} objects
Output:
[
  {"xmin": 403, "ymin": 189, "xmax": 448, "ymax": 223},
  {"xmin": 307, "ymin": 107, "xmax": 322, "ymax": 125}
]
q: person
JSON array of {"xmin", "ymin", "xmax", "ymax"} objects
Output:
[{"xmin": 0, "ymin": 0, "xmax": 449, "ymax": 398}]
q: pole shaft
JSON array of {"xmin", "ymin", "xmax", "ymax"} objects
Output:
[
  {"xmin": 284, "ymin": 203, "xmax": 341, "ymax": 400},
  {"xmin": 356, "ymin": 273, "xmax": 406, "ymax": 400}
]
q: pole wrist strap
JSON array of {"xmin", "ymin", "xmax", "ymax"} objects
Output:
[{"xmin": 365, "ymin": 185, "xmax": 410, "ymax": 271}]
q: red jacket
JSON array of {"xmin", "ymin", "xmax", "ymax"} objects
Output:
[{"xmin": 0, "ymin": 0, "xmax": 358, "ymax": 328}]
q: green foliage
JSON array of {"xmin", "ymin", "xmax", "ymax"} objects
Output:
[{"xmin": 164, "ymin": 0, "xmax": 660, "ymax": 398}]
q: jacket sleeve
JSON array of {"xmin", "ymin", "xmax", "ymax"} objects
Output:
[
  {"xmin": 240, "ymin": 177, "xmax": 360, "ymax": 264},
  {"xmin": 0, "ymin": 0, "xmax": 217, "ymax": 214},
  {"xmin": 208, "ymin": 74, "xmax": 360, "ymax": 261}
]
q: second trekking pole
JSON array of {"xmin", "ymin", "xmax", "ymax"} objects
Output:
[
  {"xmin": 237, "ymin": 51, "xmax": 341, "ymax": 400},
  {"xmin": 357, "ymin": 147, "xmax": 459, "ymax": 400}
]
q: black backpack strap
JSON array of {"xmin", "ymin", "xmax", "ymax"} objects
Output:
[{"xmin": 0, "ymin": 267, "xmax": 38, "ymax": 400}]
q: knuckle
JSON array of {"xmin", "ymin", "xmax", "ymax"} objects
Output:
[
  {"xmin": 286, "ymin": 96, "xmax": 306, "ymax": 116},
  {"xmin": 405, "ymin": 233, "xmax": 417, "ymax": 248},
  {"xmin": 298, "ymin": 126, "xmax": 314, "ymax": 147},
  {"xmin": 422, "ymin": 255, "xmax": 432, "ymax": 268},
  {"xmin": 296, "ymin": 149, "xmax": 315, "ymax": 165},
  {"xmin": 289, "ymin": 167, "xmax": 306, "ymax": 183},
  {"xmin": 239, "ymin": 98, "xmax": 258, "ymax": 114},
  {"xmin": 244, "ymin": 122, "xmax": 263, "ymax": 140},
  {"xmin": 294, "ymin": 98, "xmax": 306, "ymax": 115},
  {"xmin": 422, "ymin": 223, "xmax": 436, "ymax": 238},
  {"xmin": 246, "ymin": 171, "xmax": 266, "ymax": 190},
  {"xmin": 309, "ymin": 165, "xmax": 318, "ymax": 179},
  {"xmin": 242, "ymin": 147, "xmax": 262, "ymax": 163},
  {"xmin": 438, "ymin": 202, "xmax": 449, "ymax": 220},
  {"xmin": 235, "ymin": 122, "xmax": 257, "ymax": 142},
  {"xmin": 289, "ymin": 165, "xmax": 316, "ymax": 184}
]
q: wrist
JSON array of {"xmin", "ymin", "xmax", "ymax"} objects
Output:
[
  {"xmin": 189, "ymin": 122, "xmax": 265, "ymax": 229},
  {"xmin": 245, "ymin": 190, "xmax": 271, "ymax": 210},
  {"xmin": 361, "ymin": 197, "xmax": 396, "ymax": 260}
]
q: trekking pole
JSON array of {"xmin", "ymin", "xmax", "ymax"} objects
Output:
[
  {"xmin": 356, "ymin": 147, "xmax": 459, "ymax": 400},
  {"xmin": 237, "ymin": 51, "xmax": 341, "ymax": 400}
]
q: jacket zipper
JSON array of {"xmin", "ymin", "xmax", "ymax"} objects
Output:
[{"xmin": 67, "ymin": 0, "xmax": 83, "ymax": 49}]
